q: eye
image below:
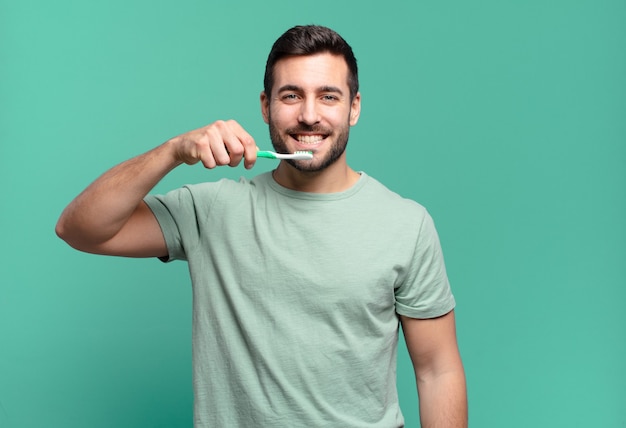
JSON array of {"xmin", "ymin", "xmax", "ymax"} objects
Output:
[
  {"xmin": 321, "ymin": 94, "xmax": 340, "ymax": 102},
  {"xmin": 281, "ymin": 93, "xmax": 300, "ymax": 102}
]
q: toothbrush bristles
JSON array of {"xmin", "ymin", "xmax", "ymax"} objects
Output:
[{"xmin": 294, "ymin": 151, "xmax": 313, "ymax": 159}]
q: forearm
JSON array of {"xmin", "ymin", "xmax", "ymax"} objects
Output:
[
  {"xmin": 56, "ymin": 120, "xmax": 257, "ymax": 254},
  {"xmin": 417, "ymin": 369, "xmax": 468, "ymax": 428},
  {"xmin": 56, "ymin": 140, "xmax": 181, "ymax": 249}
]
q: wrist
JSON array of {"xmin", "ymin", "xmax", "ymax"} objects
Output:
[{"xmin": 160, "ymin": 137, "xmax": 186, "ymax": 168}]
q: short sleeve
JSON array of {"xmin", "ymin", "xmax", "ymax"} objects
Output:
[
  {"xmin": 394, "ymin": 212, "xmax": 456, "ymax": 319},
  {"xmin": 144, "ymin": 187, "xmax": 197, "ymax": 262}
]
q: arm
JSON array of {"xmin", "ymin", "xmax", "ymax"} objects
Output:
[
  {"xmin": 55, "ymin": 120, "xmax": 257, "ymax": 257},
  {"xmin": 400, "ymin": 310, "xmax": 468, "ymax": 428}
]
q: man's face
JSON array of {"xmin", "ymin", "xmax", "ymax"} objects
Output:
[{"xmin": 261, "ymin": 53, "xmax": 361, "ymax": 172}]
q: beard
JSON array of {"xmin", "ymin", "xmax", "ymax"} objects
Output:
[{"xmin": 268, "ymin": 116, "xmax": 351, "ymax": 173}]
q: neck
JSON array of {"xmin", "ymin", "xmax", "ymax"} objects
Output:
[{"xmin": 272, "ymin": 157, "xmax": 360, "ymax": 193}]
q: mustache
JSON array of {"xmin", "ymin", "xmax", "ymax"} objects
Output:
[{"xmin": 285, "ymin": 125, "xmax": 332, "ymax": 135}]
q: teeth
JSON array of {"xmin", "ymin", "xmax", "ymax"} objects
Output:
[{"xmin": 296, "ymin": 135, "xmax": 324, "ymax": 144}]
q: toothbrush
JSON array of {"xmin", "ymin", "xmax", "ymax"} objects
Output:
[{"xmin": 256, "ymin": 150, "xmax": 313, "ymax": 160}]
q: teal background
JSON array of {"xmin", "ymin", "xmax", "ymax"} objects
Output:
[{"xmin": 2, "ymin": 0, "xmax": 625, "ymax": 426}]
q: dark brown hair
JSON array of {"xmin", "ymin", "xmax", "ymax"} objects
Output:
[{"xmin": 263, "ymin": 25, "xmax": 359, "ymax": 100}]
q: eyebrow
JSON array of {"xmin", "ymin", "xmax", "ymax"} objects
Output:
[{"xmin": 277, "ymin": 84, "xmax": 344, "ymax": 96}]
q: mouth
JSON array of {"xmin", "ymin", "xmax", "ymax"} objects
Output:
[{"xmin": 291, "ymin": 133, "xmax": 328, "ymax": 148}]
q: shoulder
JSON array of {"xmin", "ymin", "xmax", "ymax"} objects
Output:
[
  {"xmin": 360, "ymin": 173, "xmax": 429, "ymax": 220},
  {"xmin": 182, "ymin": 172, "xmax": 271, "ymax": 198},
  {"xmin": 146, "ymin": 172, "xmax": 271, "ymax": 214}
]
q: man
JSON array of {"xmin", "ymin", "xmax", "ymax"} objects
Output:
[{"xmin": 56, "ymin": 25, "xmax": 467, "ymax": 427}]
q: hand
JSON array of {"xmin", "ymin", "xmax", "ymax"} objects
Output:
[{"xmin": 169, "ymin": 120, "xmax": 258, "ymax": 169}]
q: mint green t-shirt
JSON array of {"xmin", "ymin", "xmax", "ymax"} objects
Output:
[{"xmin": 144, "ymin": 172, "xmax": 455, "ymax": 428}]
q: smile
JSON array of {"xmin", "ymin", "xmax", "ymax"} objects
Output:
[{"xmin": 294, "ymin": 134, "xmax": 326, "ymax": 144}]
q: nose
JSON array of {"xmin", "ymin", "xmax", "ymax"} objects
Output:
[{"xmin": 298, "ymin": 98, "xmax": 320, "ymax": 125}]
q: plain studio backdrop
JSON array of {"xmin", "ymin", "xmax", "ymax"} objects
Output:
[{"xmin": 1, "ymin": 1, "xmax": 624, "ymax": 427}]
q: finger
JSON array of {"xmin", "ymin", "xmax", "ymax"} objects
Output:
[
  {"xmin": 219, "ymin": 120, "xmax": 249, "ymax": 168},
  {"xmin": 186, "ymin": 128, "xmax": 217, "ymax": 169},
  {"xmin": 204, "ymin": 123, "xmax": 231, "ymax": 166},
  {"xmin": 242, "ymin": 137, "xmax": 258, "ymax": 170},
  {"xmin": 222, "ymin": 134, "xmax": 245, "ymax": 168},
  {"xmin": 224, "ymin": 120, "xmax": 257, "ymax": 169},
  {"xmin": 198, "ymin": 147, "xmax": 217, "ymax": 169}
]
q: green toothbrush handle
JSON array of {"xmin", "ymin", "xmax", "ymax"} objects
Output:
[{"xmin": 256, "ymin": 151, "xmax": 276, "ymax": 159}]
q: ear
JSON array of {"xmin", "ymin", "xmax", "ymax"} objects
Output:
[
  {"xmin": 260, "ymin": 91, "xmax": 270, "ymax": 124},
  {"xmin": 349, "ymin": 92, "xmax": 361, "ymax": 126}
]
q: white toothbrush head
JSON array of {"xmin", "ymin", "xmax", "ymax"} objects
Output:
[{"xmin": 289, "ymin": 151, "xmax": 314, "ymax": 160}]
